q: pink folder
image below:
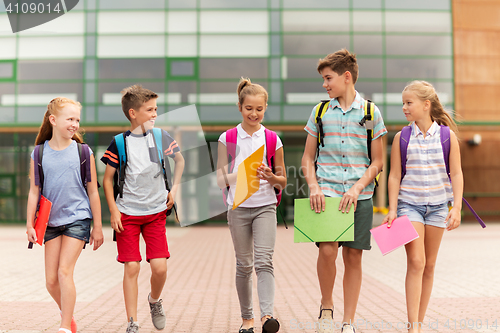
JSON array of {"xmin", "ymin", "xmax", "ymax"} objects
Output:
[{"xmin": 370, "ymin": 215, "xmax": 419, "ymax": 255}]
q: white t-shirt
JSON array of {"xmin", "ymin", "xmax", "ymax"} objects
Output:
[{"xmin": 218, "ymin": 124, "xmax": 283, "ymax": 208}]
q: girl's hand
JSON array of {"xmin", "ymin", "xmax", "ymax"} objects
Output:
[
  {"xmin": 382, "ymin": 210, "xmax": 398, "ymax": 228},
  {"xmin": 309, "ymin": 184, "xmax": 325, "ymax": 213},
  {"xmin": 26, "ymin": 227, "xmax": 37, "ymax": 244},
  {"xmin": 339, "ymin": 185, "xmax": 361, "ymax": 213},
  {"xmin": 166, "ymin": 192, "xmax": 174, "ymax": 211},
  {"xmin": 110, "ymin": 211, "xmax": 123, "ymax": 233},
  {"xmin": 90, "ymin": 226, "xmax": 104, "ymax": 251},
  {"xmin": 257, "ymin": 164, "xmax": 274, "ymax": 181},
  {"xmin": 445, "ymin": 207, "xmax": 461, "ymax": 231}
]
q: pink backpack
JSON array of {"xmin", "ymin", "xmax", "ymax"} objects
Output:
[{"xmin": 222, "ymin": 127, "xmax": 282, "ymax": 208}]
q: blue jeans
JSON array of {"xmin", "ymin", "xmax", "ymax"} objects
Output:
[
  {"xmin": 397, "ymin": 200, "xmax": 448, "ymax": 228},
  {"xmin": 44, "ymin": 219, "xmax": 91, "ymax": 243}
]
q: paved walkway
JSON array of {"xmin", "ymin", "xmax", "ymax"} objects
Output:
[{"xmin": 0, "ymin": 218, "xmax": 499, "ymax": 333}]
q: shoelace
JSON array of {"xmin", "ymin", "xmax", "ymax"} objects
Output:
[
  {"xmin": 127, "ymin": 317, "xmax": 139, "ymax": 333},
  {"xmin": 150, "ymin": 299, "xmax": 164, "ymax": 316}
]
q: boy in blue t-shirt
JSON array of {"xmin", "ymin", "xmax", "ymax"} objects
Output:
[
  {"xmin": 101, "ymin": 85, "xmax": 185, "ymax": 333},
  {"xmin": 301, "ymin": 49, "xmax": 387, "ymax": 333}
]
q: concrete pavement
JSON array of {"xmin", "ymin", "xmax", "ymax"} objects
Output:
[{"xmin": 0, "ymin": 218, "xmax": 499, "ymax": 332}]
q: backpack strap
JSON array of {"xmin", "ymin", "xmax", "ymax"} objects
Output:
[
  {"xmin": 314, "ymin": 100, "xmax": 329, "ymax": 148},
  {"xmin": 264, "ymin": 128, "xmax": 287, "ymax": 229},
  {"xmin": 439, "ymin": 126, "xmax": 485, "ymax": 228},
  {"xmin": 400, "ymin": 125, "xmax": 412, "ymax": 182},
  {"xmin": 77, "ymin": 143, "xmax": 92, "ymax": 191},
  {"xmin": 114, "ymin": 133, "xmax": 127, "ymax": 198},
  {"xmin": 226, "ymin": 127, "xmax": 238, "ymax": 174},
  {"xmin": 363, "ymin": 100, "xmax": 374, "ymax": 162},
  {"xmin": 33, "ymin": 144, "xmax": 44, "ymax": 194}
]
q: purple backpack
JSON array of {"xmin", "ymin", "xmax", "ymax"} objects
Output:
[
  {"xmin": 400, "ymin": 125, "xmax": 485, "ymax": 228},
  {"xmin": 222, "ymin": 127, "xmax": 282, "ymax": 207}
]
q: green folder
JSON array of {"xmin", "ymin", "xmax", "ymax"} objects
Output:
[{"xmin": 294, "ymin": 197, "xmax": 354, "ymax": 243}]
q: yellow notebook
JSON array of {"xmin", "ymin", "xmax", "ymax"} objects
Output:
[{"xmin": 232, "ymin": 145, "xmax": 265, "ymax": 210}]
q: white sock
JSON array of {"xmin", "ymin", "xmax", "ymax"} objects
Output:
[
  {"xmin": 58, "ymin": 328, "xmax": 72, "ymax": 333},
  {"xmin": 149, "ymin": 294, "xmax": 159, "ymax": 303}
]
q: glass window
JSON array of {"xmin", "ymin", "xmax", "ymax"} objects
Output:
[
  {"xmin": 0, "ymin": 62, "xmax": 13, "ymax": 79},
  {"xmin": 283, "ymin": 34, "xmax": 350, "ymax": 55},
  {"xmin": 17, "ymin": 12, "xmax": 84, "ymax": 35},
  {"xmin": 283, "ymin": 106, "xmax": 312, "ymax": 122},
  {"xmin": 97, "ymin": 36, "xmax": 165, "ymax": 58},
  {"xmin": 357, "ymin": 58, "xmax": 383, "ymax": 79},
  {"xmin": 17, "ymin": 106, "xmax": 46, "ymax": 123},
  {"xmin": 0, "ymin": 38, "xmax": 16, "ymax": 59},
  {"xmin": 386, "ymin": 35, "xmax": 452, "ymax": 56},
  {"xmin": 170, "ymin": 60, "xmax": 195, "ymax": 77},
  {"xmin": 199, "ymin": 11, "xmax": 268, "ymax": 33},
  {"xmin": 200, "ymin": 0, "xmax": 267, "ymax": 8},
  {"xmin": 353, "ymin": 0, "xmax": 382, "ymax": 9},
  {"xmin": 352, "ymin": 11, "xmax": 382, "ymax": 32},
  {"xmin": 168, "ymin": 0, "xmax": 197, "ymax": 9},
  {"xmin": 386, "ymin": 81, "xmax": 453, "ymax": 102},
  {"xmin": 282, "ymin": 11, "xmax": 350, "ymax": 32},
  {"xmin": 18, "ymin": 36, "xmax": 84, "ymax": 59},
  {"xmin": 18, "ymin": 60, "xmax": 83, "ymax": 80},
  {"xmin": 386, "ymin": 58, "xmax": 452, "ymax": 79},
  {"xmin": 354, "ymin": 81, "xmax": 384, "ymax": 101},
  {"xmin": 98, "ymin": 81, "xmax": 165, "ymax": 104},
  {"xmin": 353, "ymin": 35, "xmax": 383, "ymax": 55},
  {"xmin": 98, "ymin": 12, "xmax": 165, "ymax": 34},
  {"xmin": 385, "ymin": 11, "xmax": 451, "ymax": 33},
  {"xmin": 282, "ymin": 0, "xmax": 348, "ymax": 9},
  {"xmin": 168, "ymin": 81, "xmax": 197, "ymax": 104},
  {"xmin": 287, "ymin": 58, "xmax": 322, "ymax": 79},
  {"xmin": 199, "ymin": 58, "xmax": 268, "ymax": 79},
  {"xmin": 385, "ymin": 0, "xmax": 450, "ymax": 10},
  {"xmin": 97, "ymin": 0, "xmax": 165, "ymax": 10},
  {"xmin": 98, "ymin": 106, "xmax": 128, "ymax": 123},
  {"xmin": 0, "ymin": 107, "xmax": 14, "ymax": 123},
  {"xmin": 17, "ymin": 82, "xmax": 83, "ymax": 100},
  {"xmin": 167, "ymin": 35, "xmax": 198, "ymax": 57},
  {"xmin": 384, "ymin": 105, "xmax": 407, "ymax": 122},
  {"xmin": 199, "ymin": 106, "xmax": 241, "ymax": 122},
  {"xmin": 98, "ymin": 59, "xmax": 165, "ymax": 79},
  {"xmin": 167, "ymin": 11, "xmax": 197, "ymax": 33},
  {"xmin": 199, "ymin": 35, "xmax": 268, "ymax": 57}
]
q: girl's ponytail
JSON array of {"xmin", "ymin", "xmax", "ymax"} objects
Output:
[
  {"xmin": 237, "ymin": 77, "xmax": 268, "ymax": 106},
  {"xmin": 403, "ymin": 80, "xmax": 459, "ymax": 133},
  {"xmin": 34, "ymin": 97, "xmax": 84, "ymax": 146}
]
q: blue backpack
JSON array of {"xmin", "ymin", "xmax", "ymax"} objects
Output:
[
  {"xmin": 400, "ymin": 125, "xmax": 485, "ymax": 228},
  {"xmin": 113, "ymin": 128, "xmax": 178, "ymax": 221}
]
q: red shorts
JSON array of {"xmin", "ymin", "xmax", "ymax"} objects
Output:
[{"xmin": 116, "ymin": 210, "xmax": 170, "ymax": 263}]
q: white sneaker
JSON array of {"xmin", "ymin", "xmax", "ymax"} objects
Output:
[
  {"xmin": 316, "ymin": 307, "xmax": 334, "ymax": 333},
  {"xmin": 341, "ymin": 323, "xmax": 356, "ymax": 333}
]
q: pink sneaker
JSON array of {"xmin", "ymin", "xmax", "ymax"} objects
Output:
[
  {"xmin": 60, "ymin": 313, "xmax": 77, "ymax": 333},
  {"xmin": 70, "ymin": 316, "xmax": 77, "ymax": 333}
]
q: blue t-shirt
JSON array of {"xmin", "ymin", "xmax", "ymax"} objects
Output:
[{"xmin": 31, "ymin": 140, "xmax": 93, "ymax": 227}]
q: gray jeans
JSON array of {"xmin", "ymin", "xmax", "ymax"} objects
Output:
[{"xmin": 227, "ymin": 204, "xmax": 277, "ymax": 319}]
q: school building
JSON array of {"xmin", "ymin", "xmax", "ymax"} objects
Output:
[{"xmin": 0, "ymin": 0, "xmax": 498, "ymax": 224}]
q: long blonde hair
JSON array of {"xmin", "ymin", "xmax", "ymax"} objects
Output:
[
  {"xmin": 35, "ymin": 97, "xmax": 84, "ymax": 145},
  {"xmin": 403, "ymin": 80, "xmax": 458, "ymax": 133},
  {"xmin": 237, "ymin": 77, "xmax": 268, "ymax": 106}
]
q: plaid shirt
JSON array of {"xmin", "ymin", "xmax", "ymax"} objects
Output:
[{"xmin": 304, "ymin": 91, "xmax": 387, "ymax": 199}]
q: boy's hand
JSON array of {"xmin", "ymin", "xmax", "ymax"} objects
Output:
[
  {"xmin": 166, "ymin": 192, "xmax": 174, "ymax": 211},
  {"xmin": 339, "ymin": 186, "xmax": 360, "ymax": 213},
  {"xmin": 110, "ymin": 211, "xmax": 123, "ymax": 233},
  {"xmin": 257, "ymin": 164, "xmax": 274, "ymax": 181},
  {"xmin": 309, "ymin": 184, "xmax": 325, "ymax": 213},
  {"xmin": 89, "ymin": 226, "xmax": 104, "ymax": 250},
  {"xmin": 445, "ymin": 207, "xmax": 461, "ymax": 231},
  {"xmin": 382, "ymin": 210, "xmax": 398, "ymax": 228},
  {"xmin": 26, "ymin": 226, "xmax": 37, "ymax": 244}
]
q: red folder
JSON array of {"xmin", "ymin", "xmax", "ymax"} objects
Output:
[{"xmin": 29, "ymin": 195, "xmax": 52, "ymax": 248}]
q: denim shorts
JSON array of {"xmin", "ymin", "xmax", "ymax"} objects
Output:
[
  {"xmin": 397, "ymin": 200, "xmax": 448, "ymax": 228},
  {"xmin": 44, "ymin": 218, "xmax": 92, "ymax": 244}
]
